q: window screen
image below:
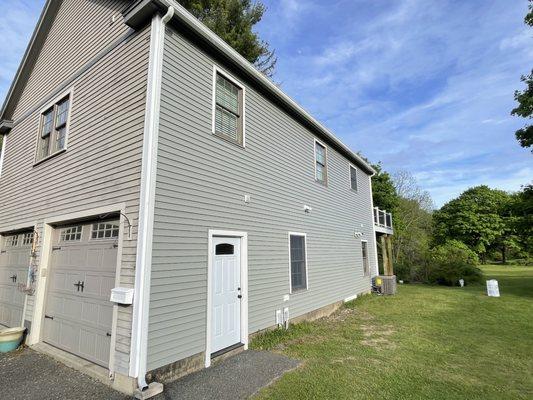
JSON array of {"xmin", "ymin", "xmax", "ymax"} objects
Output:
[
  {"xmin": 350, "ymin": 166, "xmax": 358, "ymax": 191},
  {"xmin": 37, "ymin": 95, "xmax": 70, "ymax": 161},
  {"xmin": 315, "ymin": 141, "xmax": 327, "ymax": 184},
  {"xmin": 290, "ymin": 234, "xmax": 307, "ymax": 291},
  {"xmin": 214, "ymin": 73, "xmax": 243, "ymax": 145},
  {"xmin": 362, "ymin": 241, "xmax": 369, "ymax": 276}
]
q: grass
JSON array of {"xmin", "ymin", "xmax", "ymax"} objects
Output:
[{"xmin": 251, "ymin": 265, "xmax": 533, "ymax": 400}]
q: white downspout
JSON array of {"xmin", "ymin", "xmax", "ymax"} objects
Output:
[{"xmin": 130, "ymin": 5, "xmax": 174, "ymax": 394}]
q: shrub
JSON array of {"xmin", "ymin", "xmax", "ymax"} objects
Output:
[{"xmin": 428, "ymin": 240, "xmax": 482, "ymax": 286}]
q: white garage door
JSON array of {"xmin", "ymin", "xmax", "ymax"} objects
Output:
[
  {"xmin": 0, "ymin": 232, "xmax": 32, "ymax": 328},
  {"xmin": 43, "ymin": 220, "xmax": 119, "ymax": 367}
]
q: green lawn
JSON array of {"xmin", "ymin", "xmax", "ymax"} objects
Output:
[{"xmin": 251, "ymin": 265, "xmax": 533, "ymax": 400}]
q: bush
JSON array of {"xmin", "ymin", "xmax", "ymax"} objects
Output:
[{"xmin": 427, "ymin": 240, "xmax": 483, "ymax": 286}]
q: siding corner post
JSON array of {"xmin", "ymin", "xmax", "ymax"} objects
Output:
[{"xmin": 129, "ymin": 6, "xmax": 174, "ymax": 393}]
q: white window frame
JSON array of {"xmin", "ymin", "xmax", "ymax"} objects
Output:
[
  {"xmin": 314, "ymin": 138, "xmax": 328, "ymax": 185},
  {"xmin": 90, "ymin": 221, "xmax": 120, "ymax": 241},
  {"xmin": 34, "ymin": 87, "xmax": 74, "ymax": 165},
  {"xmin": 5, "ymin": 234, "xmax": 19, "ymax": 247},
  {"xmin": 22, "ymin": 232, "xmax": 34, "ymax": 246},
  {"xmin": 288, "ymin": 232, "xmax": 309, "ymax": 294},
  {"xmin": 211, "ymin": 65, "xmax": 246, "ymax": 147},
  {"xmin": 0, "ymin": 133, "xmax": 7, "ymax": 179},
  {"xmin": 59, "ymin": 225, "xmax": 83, "ymax": 242},
  {"xmin": 361, "ymin": 239, "xmax": 370, "ymax": 276},
  {"xmin": 349, "ymin": 163, "xmax": 358, "ymax": 192}
]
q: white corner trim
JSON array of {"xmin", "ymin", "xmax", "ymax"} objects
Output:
[
  {"xmin": 344, "ymin": 294, "xmax": 358, "ymax": 303},
  {"xmin": 211, "ymin": 65, "xmax": 247, "ymax": 147},
  {"xmin": 205, "ymin": 229, "xmax": 248, "ymax": 368},
  {"xmin": 287, "ymin": 232, "xmax": 308, "ymax": 294},
  {"xmin": 129, "ymin": 7, "xmax": 174, "ymax": 390},
  {"xmin": 0, "ymin": 133, "xmax": 7, "ymax": 179}
]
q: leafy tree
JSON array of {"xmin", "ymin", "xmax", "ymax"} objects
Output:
[
  {"xmin": 433, "ymin": 186, "xmax": 509, "ymax": 263},
  {"xmin": 391, "ymin": 171, "xmax": 434, "ymax": 267},
  {"xmin": 511, "ymin": 0, "xmax": 533, "ymax": 151},
  {"xmin": 512, "ymin": 71, "xmax": 533, "ymax": 151},
  {"xmin": 371, "ymin": 163, "xmax": 399, "ymax": 213},
  {"xmin": 178, "ymin": 0, "xmax": 277, "ymax": 77},
  {"xmin": 509, "ymin": 184, "xmax": 533, "ymax": 257}
]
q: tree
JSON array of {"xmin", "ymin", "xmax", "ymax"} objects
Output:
[
  {"xmin": 177, "ymin": 0, "xmax": 277, "ymax": 77},
  {"xmin": 511, "ymin": 71, "xmax": 533, "ymax": 151},
  {"xmin": 371, "ymin": 163, "xmax": 399, "ymax": 213},
  {"xmin": 433, "ymin": 186, "xmax": 509, "ymax": 263},
  {"xmin": 511, "ymin": 0, "xmax": 533, "ymax": 151},
  {"xmin": 391, "ymin": 171, "xmax": 434, "ymax": 267}
]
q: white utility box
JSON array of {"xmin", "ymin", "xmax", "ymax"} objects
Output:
[
  {"xmin": 486, "ymin": 280, "xmax": 500, "ymax": 297},
  {"xmin": 110, "ymin": 287, "xmax": 134, "ymax": 304}
]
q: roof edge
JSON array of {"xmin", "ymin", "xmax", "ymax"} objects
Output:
[
  {"xmin": 125, "ymin": 0, "xmax": 376, "ymax": 175},
  {"xmin": 0, "ymin": 120, "xmax": 14, "ymax": 135},
  {"xmin": 0, "ymin": 0, "xmax": 61, "ymax": 121}
]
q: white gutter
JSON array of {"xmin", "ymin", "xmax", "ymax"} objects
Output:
[
  {"xmin": 156, "ymin": 0, "xmax": 375, "ymax": 176},
  {"xmin": 0, "ymin": 134, "xmax": 6, "ymax": 179},
  {"xmin": 130, "ymin": 5, "xmax": 174, "ymax": 394}
]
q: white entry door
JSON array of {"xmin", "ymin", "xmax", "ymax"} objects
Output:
[
  {"xmin": 211, "ymin": 237, "xmax": 241, "ymax": 353},
  {"xmin": 43, "ymin": 221, "xmax": 118, "ymax": 367}
]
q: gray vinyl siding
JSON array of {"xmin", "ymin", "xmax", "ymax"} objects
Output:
[
  {"xmin": 147, "ymin": 27, "xmax": 377, "ymax": 371},
  {"xmin": 11, "ymin": 0, "xmax": 132, "ymax": 121},
  {"xmin": 0, "ymin": 13, "xmax": 150, "ymax": 374}
]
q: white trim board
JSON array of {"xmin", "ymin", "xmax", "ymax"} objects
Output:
[
  {"xmin": 0, "ymin": 133, "xmax": 7, "ymax": 178},
  {"xmin": 129, "ymin": 8, "xmax": 174, "ymax": 390},
  {"xmin": 205, "ymin": 229, "xmax": 249, "ymax": 368}
]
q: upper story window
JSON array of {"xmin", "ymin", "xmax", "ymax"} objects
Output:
[
  {"xmin": 350, "ymin": 165, "xmax": 358, "ymax": 191},
  {"xmin": 314, "ymin": 140, "xmax": 327, "ymax": 185},
  {"xmin": 213, "ymin": 69, "xmax": 245, "ymax": 146},
  {"xmin": 37, "ymin": 94, "xmax": 71, "ymax": 162}
]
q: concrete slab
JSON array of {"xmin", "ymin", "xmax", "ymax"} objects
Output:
[
  {"xmin": 0, "ymin": 348, "xmax": 129, "ymax": 400},
  {"xmin": 153, "ymin": 350, "xmax": 301, "ymax": 400}
]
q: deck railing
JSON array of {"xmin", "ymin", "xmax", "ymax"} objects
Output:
[{"xmin": 373, "ymin": 207, "xmax": 393, "ymax": 231}]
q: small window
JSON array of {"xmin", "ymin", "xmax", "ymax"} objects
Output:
[
  {"xmin": 362, "ymin": 241, "xmax": 369, "ymax": 276},
  {"xmin": 37, "ymin": 94, "xmax": 71, "ymax": 161},
  {"xmin": 22, "ymin": 233, "xmax": 34, "ymax": 246},
  {"xmin": 315, "ymin": 140, "xmax": 327, "ymax": 185},
  {"xmin": 5, "ymin": 235, "xmax": 19, "ymax": 247},
  {"xmin": 213, "ymin": 71, "xmax": 244, "ymax": 145},
  {"xmin": 215, "ymin": 243, "xmax": 234, "ymax": 255},
  {"xmin": 91, "ymin": 222, "xmax": 120, "ymax": 240},
  {"xmin": 289, "ymin": 233, "xmax": 307, "ymax": 292},
  {"xmin": 60, "ymin": 226, "xmax": 82, "ymax": 242},
  {"xmin": 350, "ymin": 165, "xmax": 358, "ymax": 191}
]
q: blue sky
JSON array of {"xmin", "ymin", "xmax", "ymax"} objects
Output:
[{"xmin": 1, "ymin": 0, "xmax": 532, "ymax": 206}]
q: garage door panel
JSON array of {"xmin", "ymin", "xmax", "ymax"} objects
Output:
[
  {"xmin": 43, "ymin": 221, "xmax": 118, "ymax": 367},
  {"xmin": 0, "ymin": 232, "xmax": 32, "ymax": 327}
]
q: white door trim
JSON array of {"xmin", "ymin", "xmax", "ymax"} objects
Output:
[
  {"xmin": 205, "ymin": 229, "xmax": 248, "ymax": 368},
  {"xmin": 28, "ymin": 203, "xmax": 126, "ymax": 378}
]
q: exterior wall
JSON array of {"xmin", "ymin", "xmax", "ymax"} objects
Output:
[
  {"xmin": 0, "ymin": 1, "xmax": 151, "ymax": 374},
  {"xmin": 147, "ymin": 26, "xmax": 377, "ymax": 371},
  {"xmin": 11, "ymin": 0, "xmax": 133, "ymax": 121}
]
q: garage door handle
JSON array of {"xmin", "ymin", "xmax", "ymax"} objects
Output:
[
  {"xmin": 106, "ymin": 333, "xmax": 112, "ymax": 337},
  {"xmin": 45, "ymin": 315, "xmax": 54, "ymax": 320}
]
